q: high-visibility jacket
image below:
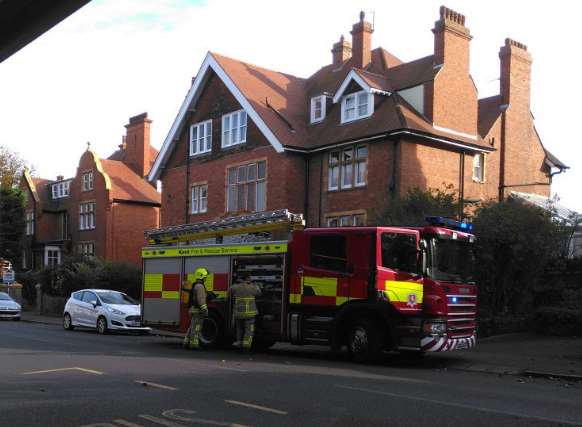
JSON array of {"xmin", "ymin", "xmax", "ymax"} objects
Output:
[{"xmin": 229, "ymin": 282, "xmax": 262, "ymax": 319}]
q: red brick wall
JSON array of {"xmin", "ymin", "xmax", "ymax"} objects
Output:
[
  {"xmin": 111, "ymin": 202, "xmax": 159, "ymax": 265},
  {"xmin": 160, "ymin": 71, "xmax": 305, "ymax": 227}
]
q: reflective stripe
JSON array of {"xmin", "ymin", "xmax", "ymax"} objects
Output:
[
  {"xmin": 384, "ymin": 280, "xmax": 424, "ymax": 308},
  {"xmin": 144, "ymin": 274, "xmax": 163, "ymax": 292},
  {"xmin": 289, "ymin": 293, "xmax": 301, "ymax": 304},
  {"xmin": 234, "ymin": 296, "xmax": 257, "ymax": 318},
  {"xmin": 161, "ymin": 291, "xmax": 180, "ymax": 300},
  {"xmin": 302, "ymin": 276, "xmax": 337, "ymax": 297},
  {"xmin": 143, "ymin": 243, "xmax": 288, "ymax": 258},
  {"xmin": 336, "ymin": 296, "xmax": 348, "ymax": 306}
]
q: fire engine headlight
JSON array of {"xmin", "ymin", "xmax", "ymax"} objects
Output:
[{"xmin": 423, "ymin": 320, "xmax": 447, "ymax": 336}]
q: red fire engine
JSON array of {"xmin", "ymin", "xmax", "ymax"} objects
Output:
[{"xmin": 141, "ymin": 210, "xmax": 477, "ymax": 362}]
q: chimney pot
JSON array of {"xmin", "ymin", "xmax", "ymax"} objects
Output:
[{"xmin": 57, "ymin": 175, "xmax": 64, "ymax": 181}]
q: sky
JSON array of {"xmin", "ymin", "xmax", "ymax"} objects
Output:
[{"xmin": 1, "ymin": 0, "xmax": 580, "ymax": 211}]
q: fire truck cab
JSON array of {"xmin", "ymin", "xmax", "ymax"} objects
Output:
[{"xmin": 141, "ymin": 210, "xmax": 477, "ymax": 362}]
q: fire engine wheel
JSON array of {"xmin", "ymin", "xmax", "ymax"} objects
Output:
[
  {"xmin": 96, "ymin": 316, "xmax": 108, "ymax": 335},
  {"xmin": 347, "ymin": 318, "xmax": 384, "ymax": 364},
  {"xmin": 63, "ymin": 313, "xmax": 74, "ymax": 330},
  {"xmin": 200, "ymin": 314, "xmax": 229, "ymax": 348}
]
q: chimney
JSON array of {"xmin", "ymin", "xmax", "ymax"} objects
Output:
[
  {"xmin": 433, "ymin": 6, "xmax": 472, "ymax": 69},
  {"xmin": 350, "ymin": 11, "xmax": 373, "ymax": 69},
  {"xmin": 57, "ymin": 175, "xmax": 64, "ymax": 181},
  {"xmin": 124, "ymin": 112, "xmax": 152, "ymax": 178},
  {"xmin": 499, "ymin": 38, "xmax": 532, "ymax": 109},
  {"xmin": 118, "ymin": 135, "xmax": 127, "ymax": 151},
  {"xmin": 331, "ymin": 35, "xmax": 352, "ymax": 67}
]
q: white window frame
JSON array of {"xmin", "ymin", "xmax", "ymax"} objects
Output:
[
  {"xmin": 79, "ymin": 202, "xmax": 96, "ymax": 230},
  {"xmin": 341, "ymin": 90, "xmax": 374, "ymax": 124},
  {"xmin": 310, "ymin": 95, "xmax": 326, "ymax": 124},
  {"xmin": 191, "ymin": 184, "xmax": 208, "ymax": 214},
  {"xmin": 328, "ymin": 151, "xmax": 340, "ymax": 191},
  {"xmin": 472, "ymin": 153, "xmax": 485, "ymax": 182},
  {"xmin": 226, "ymin": 161, "xmax": 266, "ymax": 213},
  {"xmin": 82, "ymin": 171, "xmax": 93, "ymax": 191},
  {"xmin": 52, "ymin": 180, "xmax": 71, "ymax": 199},
  {"xmin": 326, "ymin": 213, "xmax": 366, "ymax": 227},
  {"xmin": 189, "ymin": 120, "xmax": 212, "ymax": 156},
  {"xmin": 78, "ymin": 242, "xmax": 95, "ymax": 257},
  {"xmin": 44, "ymin": 246, "xmax": 61, "ymax": 267},
  {"xmin": 221, "ymin": 110, "xmax": 247, "ymax": 148},
  {"xmin": 329, "ymin": 144, "xmax": 368, "ymax": 191},
  {"xmin": 25, "ymin": 211, "xmax": 34, "ymax": 236}
]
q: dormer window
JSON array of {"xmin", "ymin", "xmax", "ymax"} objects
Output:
[
  {"xmin": 310, "ymin": 95, "xmax": 326, "ymax": 123},
  {"xmin": 51, "ymin": 180, "xmax": 71, "ymax": 199},
  {"xmin": 341, "ymin": 90, "xmax": 373, "ymax": 123}
]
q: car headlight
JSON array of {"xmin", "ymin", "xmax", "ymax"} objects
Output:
[{"xmin": 105, "ymin": 306, "xmax": 125, "ymax": 316}]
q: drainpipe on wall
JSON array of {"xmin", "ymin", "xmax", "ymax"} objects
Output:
[
  {"xmin": 184, "ymin": 116, "xmax": 192, "ymax": 224},
  {"xmin": 458, "ymin": 151, "xmax": 465, "ymax": 219},
  {"xmin": 318, "ymin": 154, "xmax": 323, "ymax": 227},
  {"xmin": 304, "ymin": 155, "xmax": 309, "ymax": 225}
]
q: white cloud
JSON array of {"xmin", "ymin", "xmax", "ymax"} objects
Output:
[{"xmin": 1, "ymin": 0, "xmax": 580, "ymax": 211}]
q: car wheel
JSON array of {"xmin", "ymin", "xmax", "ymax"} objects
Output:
[
  {"xmin": 63, "ymin": 313, "xmax": 74, "ymax": 330},
  {"xmin": 96, "ymin": 316, "xmax": 108, "ymax": 335},
  {"xmin": 347, "ymin": 318, "xmax": 384, "ymax": 364}
]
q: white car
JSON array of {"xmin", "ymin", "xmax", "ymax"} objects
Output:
[
  {"xmin": 63, "ymin": 289, "xmax": 150, "ymax": 334},
  {"xmin": 0, "ymin": 292, "xmax": 21, "ymax": 320}
]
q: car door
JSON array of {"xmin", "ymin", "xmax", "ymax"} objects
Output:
[
  {"xmin": 68, "ymin": 291, "xmax": 84, "ymax": 325},
  {"xmin": 79, "ymin": 291, "xmax": 99, "ymax": 326}
]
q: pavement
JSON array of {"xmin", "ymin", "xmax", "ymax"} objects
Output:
[{"xmin": 20, "ymin": 311, "xmax": 582, "ymax": 381}]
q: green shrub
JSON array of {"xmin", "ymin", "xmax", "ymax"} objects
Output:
[
  {"xmin": 533, "ymin": 307, "xmax": 582, "ymax": 336},
  {"xmin": 94, "ymin": 262, "xmax": 142, "ymax": 299},
  {"xmin": 16, "ymin": 270, "xmax": 39, "ymax": 305}
]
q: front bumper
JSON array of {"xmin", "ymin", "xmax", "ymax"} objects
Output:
[
  {"xmin": 421, "ymin": 334, "xmax": 476, "ymax": 352},
  {"xmin": 108, "ymin": 316, "xmax": 150, "ymax": 332},
  {"xmin": 0, "ymin": 309, "xmax": 21, "ymax": 319}
]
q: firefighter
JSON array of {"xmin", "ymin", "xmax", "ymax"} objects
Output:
[
  {"xmin": 228, "ymin": 271, "xmax": 262, "ymax": 351},
  {"xmin": 183, "ymin": 267, "xmax": 209, "ymax": 350}
]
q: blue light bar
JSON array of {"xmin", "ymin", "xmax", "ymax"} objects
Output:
[{"xmin": 425, "ymin": 216, "xmax": 473, "ymax": 232}]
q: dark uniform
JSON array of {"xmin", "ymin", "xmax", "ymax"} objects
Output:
[
  {"xmin": 228, "ymin": 276, "xmax": 261, "ymax": 350},
  {"xmin": 183, "ymin": 268, "xmax": 209, "ymax": 349}
]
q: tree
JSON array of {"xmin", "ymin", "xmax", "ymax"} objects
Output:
[
  {"xmin": 378, "ymin": 185, "xmax": 459, "ymax": 226},
  {"xmin": 0, "ymin": 187, "xmax": 25, "ymax": 267},
  {"xmin": 0, "ymin": 145, "xmax": 32, "ymax": 189},
  {"xmin": 472, "ymin": 199, "xmax": 565, "ymax": 316}
]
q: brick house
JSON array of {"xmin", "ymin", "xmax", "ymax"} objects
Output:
[
  {"xmin": 20, "ymin": 113, "xmax": 161, "ymax": 269},
  {"xmin": 148, "ymin": 7, "xmax": 567, "ymax": 229}
]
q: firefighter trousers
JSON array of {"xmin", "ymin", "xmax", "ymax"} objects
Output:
[
  {"xmin": 184, "ymin": 309, "xmax": 202, "ymax": 349},
  {"xmin": 235, "ymin": 318, "xmax": 255, "ymax": 350}
]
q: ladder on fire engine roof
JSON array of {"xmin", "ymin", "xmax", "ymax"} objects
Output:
[{"xmin": 145, "ymin": 209, "xmax": 305, "ymax": 245}]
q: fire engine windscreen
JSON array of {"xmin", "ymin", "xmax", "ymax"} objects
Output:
[{"xmin": 430, "ymin": 238, "xmax": 475, "ymax": 283}]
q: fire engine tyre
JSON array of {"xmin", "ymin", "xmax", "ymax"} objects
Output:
[
  {"xmin": 200, "ymin": 313, "xmax": 230, "ymax": 348},
  {"xmin": 63, "ymin": 313, "xmax": 74, "ymax": 330},
  {"xmin": 347, "ymin": 318, "xmax": 384, "ymax": 364},
  {"xmin": 96, "ymin": 316, "xmax": 108, "ymax": 335}
]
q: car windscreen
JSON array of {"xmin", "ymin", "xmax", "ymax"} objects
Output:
[
  {"xmin": 0, "ymin": 293, "xmax": 13, "ymax": 301},
  {"xmin": 430, "ymin": 237, "xmax": 475, "ymax": 283},
  {"xmin": 96, "ymin": 292, "xmax": 137, "ymax": 305}
]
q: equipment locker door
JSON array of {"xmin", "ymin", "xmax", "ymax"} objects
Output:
[{"xmin": 142, "ymin": 257, "xmax": 182, "ymax": 326}]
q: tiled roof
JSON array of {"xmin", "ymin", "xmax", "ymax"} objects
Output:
[
  {"xmin": 101, "ymin": 159, "xmax": 161, "ymax": 205},
  {"xmin": 107, "ymin": 145, "xmax": 159, "ymax": 173}
]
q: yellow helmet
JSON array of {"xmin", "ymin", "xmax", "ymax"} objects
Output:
[{"xmin": 194, "ymin": 267, "xmax": 209, "ymax": 282}]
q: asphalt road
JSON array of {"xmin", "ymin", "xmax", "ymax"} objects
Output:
[{"xmin": 1, "ymin": 321, "xmax": 581, "ymax": 427}]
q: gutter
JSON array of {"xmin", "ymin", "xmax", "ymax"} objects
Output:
[{"xmin": 283, "ymin": 129, "xmax": 493, "ymax": 155}]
